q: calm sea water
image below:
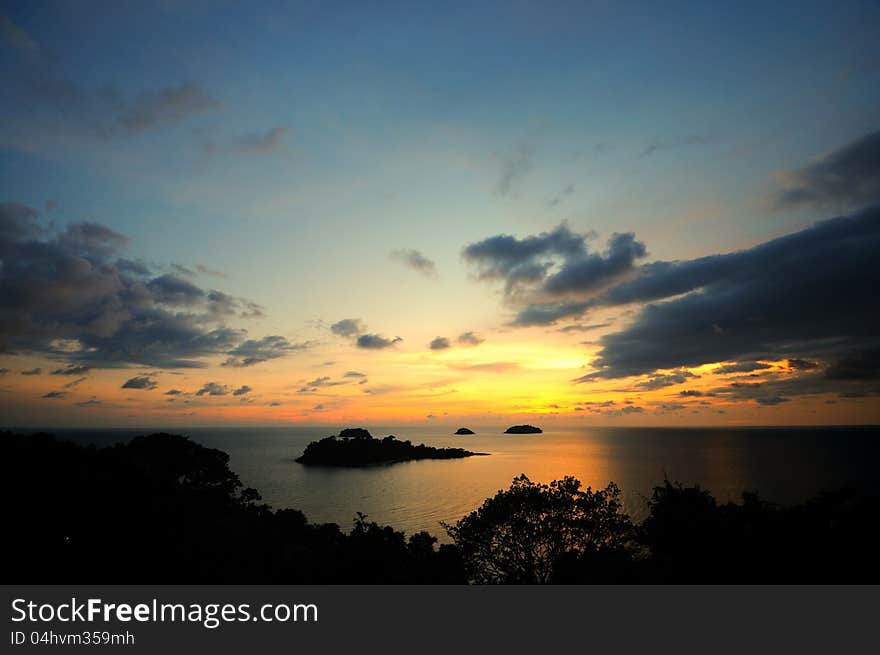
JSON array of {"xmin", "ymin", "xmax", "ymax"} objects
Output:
[{"xmin": 32, "ymin": 425, "xmax": 880, "ymax": 539}]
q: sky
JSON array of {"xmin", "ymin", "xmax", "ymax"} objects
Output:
[{"xmin": 1, "ymin": 0, "xmax": 879, "ymax": 428}]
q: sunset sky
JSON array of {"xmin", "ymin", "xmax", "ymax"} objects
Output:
[{"xmin": 1, "ymin": 1, "xmax": 879, "ymax": 428}]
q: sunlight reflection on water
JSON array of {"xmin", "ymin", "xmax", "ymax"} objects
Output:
[{"xmin": 50, "ymin": 425, "xmax": 880, "ymax": 540}]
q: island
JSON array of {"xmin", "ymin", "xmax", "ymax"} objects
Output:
[
  {"xmin": 454, "ymin": 427, "xmax": 475, "ymax": 435},
  {"xmin": 504, "ymin": 424, "xmax": 543, "ymax": 434},
  {"xmin": 295, "ymin": 428, "xmax": 488, "ymax": 466}
]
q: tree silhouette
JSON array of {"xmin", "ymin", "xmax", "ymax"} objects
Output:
[{"xmin": 443, "ymin": 474, "xmax": 634, "ymax": 583}]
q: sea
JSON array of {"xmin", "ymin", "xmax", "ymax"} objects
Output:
[{"xmin": 22, "ymin": 425, "xmax": 880, "ymax": 539}]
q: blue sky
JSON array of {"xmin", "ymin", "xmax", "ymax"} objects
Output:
[{"xmin": 1, "ymin": 1, "xmax": 879, "ymax": 426}]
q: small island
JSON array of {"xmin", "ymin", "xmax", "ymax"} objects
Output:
[
  {"xmin": 295, "ymin": 428, "xmax": 488, "ymax": 467},
  {"xmin": 454, "ymin": 427, "xmax": 475, "ymax": 435},
  {"xmin": 504, "ymin": 424, "xmax": 543, "ymax": 434}
]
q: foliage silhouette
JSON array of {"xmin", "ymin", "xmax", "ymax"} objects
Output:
[
  {"xmin": 443, "ymin": 474, "xmax": 634, "ymax": 583},
  {"xmin": 2, "ymin": 430, "xmax": 879, "ymax": 583}
]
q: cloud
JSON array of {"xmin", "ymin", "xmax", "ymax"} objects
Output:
[
  {"xmin": 714, "ymin": 361, "xmax": 772, "ymax": 375},
  {"xmin": 824, "ymin": 351, "xmax": 880, "ymax": 380},
  {"xmin": 42, "ymin": 391, "xmax": 67, "ymax": 399},
  {"xmin": 390, "ymin": 249, "xmax": 437, "ymax": 277},
  {"xmin": 330, "ymin": 319, "xmax": 365, "ymax": 337},
  {"xmin": 0, "ymin": 202, "xmax": 277, "ymax": 369},
  {"xmin": 297, "ymin": 376, "xmax": 350, "ymax": 393},
  {"xmin": 232, "ymin": 385, "xmax": 252, "ymax": 396},
  {"xmin": 774, "ymin": 130, "xmax": 880, "ymax": 210},
  {"xmin": 118, "ymin": 82, "xmax": 218, "ymax": 132},
  {"xmin": 196, "ymin": 382, "xmax": 228, "ymax": 396},
  {"xmin": 146, "ymin": 274, "xmax": 205, "ymax": 305},
  {"xmin": 20, "ymin": 368, "xmax": 41, "ymax": 376},
  {"xmin": 497, "ymin": 141, "xmax": 534, "ymax": 195},
  {"xmin": 548, "ymin": 184, "xmax": 575, "ymax": 207},
  {"xmin": 463, "ymin": 223, "xmax": 646, "ymax": 321},
  {"xmin": 0, "ymin": 368, "xmax": 8, "ymax": 376},
  {"xmin": 557, "ymin": 323, "xmax": 611, "ymax": 333},
  {"xmin": 75, "ymin": 399, "xmax": 101, "ymax": 407},
  {"xmin": 788, "ymin": 358, "xmax": 819, "ymax": 371},
  {"xmin": 356, "ymin": 334, "xmax": 402, "ymax": 349},
  {"xmin": 457, "ymin": 331, "xmax": 485, "ymax": 346},
  {"xmin": 636, "ymin": 370, "xmax": 698, "ymax": 390},
  {"xmin": 343, "ymin": 371, "xmax": 367, "ymax": 378},
  {"xmin": 585, "ymin": 204, "xmax": 880, "ymax": 379},
  {"xmin": 121, "ymin": 376, "xmax": 158, "ymax": 390},
  {"xmin": 50, "ymin": 364, "xmax": 91, "ymax": 376},
  {"xmin": 222, "ymin": 335, "xmax": 311, "ymax": 367},
  {"xmin": 429, "ymin": 336, "xmax": 451, "ymax": 350},
  {"xmin": 164, "ymin": 389, "xmax": 183, "ymax": 396}
]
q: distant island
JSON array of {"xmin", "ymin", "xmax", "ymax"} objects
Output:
[
  {"xmin": 504, "ymin": 424, "xmax": 543, "ymax": 434},
  {"xmin": 455, "ymin": 427, "xmax": 475, "ymax": 435},
  {"xmin": 295, "ymin": 428, "xmax": 488, "ymax": 466}
]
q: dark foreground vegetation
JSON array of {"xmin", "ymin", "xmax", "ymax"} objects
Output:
[
  {"xmin": 3, "ymin": 431, "xmax": 879, "ymax": 583},
  {"xmin": 295, "ymin": 427, "xmax": 487, "ymax": 466}
]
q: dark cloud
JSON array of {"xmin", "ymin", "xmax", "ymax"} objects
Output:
[
  {"xmin": 0, "ymin": 203, "xmax": 277, "ymax": 369},
  {"xmin": 586, "ymin": 205, "xmax": 880, "ymax": 379},
  {"xmin": 50, "ymin": 364, "xmax": 91, "ymax": 376},
  {"xmin": 115, "ymin": 258, "xmax": 152, "ymax": 276},
  {"xmin": 635, "ymin": 370, "xmax": 698, "ymax": 390},
  {"xmin": 222, "ymin": 336, "xmax": 310, "ymax": 367},
  {"xmin": 74, "ymin": 399, "xmax": 101, "ymax": 407},
  {"xmin": 42, "ymin": 391, "xmax": 67, "ymax": 399},
  {"xmin": 774, "ymin": 130, "xmax": 880, "ymax": 210},
  {"xmin": 463, "ymin": 223, "xmax": 646, "ymax": 323},
  {"xmin": 788, "ymin": 358, "xmax": 819, "ymax": 371},
  {"xmin": 390, "ymin": 249, "xmax": 437, "ymax": 277},
  {"xmin": 330, "ymin": 318, "xmax": 365, "ymax": 337},
  {"xmin": 146, "ymin": 274, "xmax": 205, "ymax": 305},
  {"xmin": 121, "ymin": 376, "xmax": 157, "ymax": 390},
  {"xmin": 429, "ymin": 336, "xmax": 451, "ymax": 350},
  {"xmin": 343, "ymin": 371, "xmax": 367, "ymax": 378},
  {"xmin": 63, "ymin": 376, "xmax": 87, "ymax": 389},
  {"xmin": 20, "ymin": 368, "xmax": 41, "ymax": 376},
  {"xmin": 0, "ymin": 367, "xmax": 8, "ymax": 375},
  {"xmin": 457, "ymin": 331, "xmax": 485, "ymax": 346},
  {"xmin": 356, "ymin": 334, "xmax": 402, "ymax": 349},
  {"xmin": 557, "ymin": 323, "xmax": 611, "ymax": 333},
  {"xmin": 164, "ymin": 389, "xmax": 183, "ymax": 396},
  {"xmin": 298, "ymin": 376, "xmax": 348, "ymax": 393},
  {"xmin": 824, "ymin": 351, "xmax": 880, "ymax": 380},
  {"xmin": 714, "ymin": 361, "xmax": 772, "ymax": 375},
  {"xmin": 196, "ymin": 382, "xmax": 228, "ymax": 396},
  {"xmin": 232, "ymin": 385, "xmax": 252, "ymax": 396}
]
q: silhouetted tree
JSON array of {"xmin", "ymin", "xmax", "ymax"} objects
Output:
[{"xmin": 443, "ymin": 474, "xmax": 635, "ymax": 583}]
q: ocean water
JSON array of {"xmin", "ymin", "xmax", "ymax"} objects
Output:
[{"xmin": 36, "ymin": 425, "xmax": 880, "ymax": 539}]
